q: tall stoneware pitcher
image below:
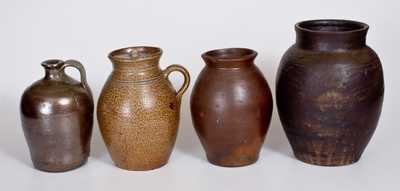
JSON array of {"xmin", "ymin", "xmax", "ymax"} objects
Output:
[
  {"xmin": 98, "ymin": 46, "xmax": 190, "ymax": 170},
  {"xmin": 20, "ymin": 59, "xmax": 94, "ymax": 172},
  {"xmin": 191, "ymin": 48, "xmax": 273, "ymax": 167},
  {"xmin": 276, "ymin": 20, "xmax": 384, "ymax": 166}
]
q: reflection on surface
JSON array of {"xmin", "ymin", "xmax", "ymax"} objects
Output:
[{"xmin": 39, "ymin": 102, "xmax": 52, "ymax": 115}]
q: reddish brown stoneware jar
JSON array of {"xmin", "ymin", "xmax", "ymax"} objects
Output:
[
  {"xmin": 191, "ymin": 48, "xmax": 273, "ymax": 167},
  {"xmin": 20, "ymin": 59, "xmax": 94, "ymax": 172},
  {"xmin": 276, "ymin": 20, "xmax": 384, "ymax": 166},
  {"xmin": 97, "ymin": 46, "xmax": 190, "ymax": 171}
]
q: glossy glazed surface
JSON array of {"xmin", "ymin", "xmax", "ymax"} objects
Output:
[
  {"xmin": 191, "ymin": 48, "xmax": 273, "ymax": 167},
  {"xmin": 97, "ymin": 46, "xmax": 190, "ymax": 171},
  {"xmin": 20, "ymin": 59, "xmax": 94, "ymax": 172},
  {"xmin": 277, "ymin": 20, "xmax": 384, "ymax": 166}
]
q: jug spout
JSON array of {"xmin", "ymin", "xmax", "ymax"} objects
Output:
[{"xmin": 41, "ymin": 59, "xmax": 65, "ymax": 80}]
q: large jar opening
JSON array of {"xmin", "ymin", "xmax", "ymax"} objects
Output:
[
  {"xmin": 109, "ymin": 46, "xmax": 162, "ymax": 62},
  {"xmin": 296, "ymin": 20, "xmax": 368, "ymax": 33},
  {"xmin": 295, "ymin": 20, "xmax": 369, "ymax": 50}
]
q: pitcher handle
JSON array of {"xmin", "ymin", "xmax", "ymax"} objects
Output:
[
  {"xmin": 163, "ymin": 64, "xmax": 190, "ymax": 101},
  {"xmin": 61, "ymin": 60, "xmax": 92, "ymax": 97}
]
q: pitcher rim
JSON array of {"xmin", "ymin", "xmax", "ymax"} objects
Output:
[{"xmin": 108, "ymin": 46, "xmax": 163, "ymax": 62}]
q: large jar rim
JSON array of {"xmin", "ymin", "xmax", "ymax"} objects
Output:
[{"xmin": 295, "ymin": 19, "xmax": 369, "ymax": 34}]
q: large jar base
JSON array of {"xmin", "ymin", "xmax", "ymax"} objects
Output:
[{"xmin": 294, "ymin": 152, "xmax": 361, "ymax": 166}]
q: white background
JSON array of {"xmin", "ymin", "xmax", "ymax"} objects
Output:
[{"xmin": 1, "ymin": 0, "xmax": 399, "ymax": 190}]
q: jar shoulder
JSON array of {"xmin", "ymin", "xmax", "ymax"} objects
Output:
[
  {"xmin": 276, "ymin": 45, "xmax": 384, "ymax": 100},
  {"xmin": 278, "ymin": 45, "xmax": 383, "ymax": 84},
  {"xmin": 191, "ymin": 66, "xmax": 272, "ymax": 105},
  {"xmin": 280, "ymin": 45, "xmax": 381, "ymax": 68}
]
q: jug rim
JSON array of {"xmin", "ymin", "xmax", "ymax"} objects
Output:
[{"xmin": 41, "ymin": 59, "xmax": 64, "ymax": 69}]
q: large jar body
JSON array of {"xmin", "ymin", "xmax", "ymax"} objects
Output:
[
  {"xmin": 97, "ymin": 71, "xmax": 180, "ymax": 170},
  {"xmin": 191, "ymin": 63, "xmax": 273, "ymax": 167},
  {"xmin": 277, "ymin": 24, "xmax": 384, "ymax": 166},
  {"xmin": 20, "ymin": 73, "xmax": 93, "ymax": 172}
]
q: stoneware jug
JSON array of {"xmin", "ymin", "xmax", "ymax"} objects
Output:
[
  {"xmin": 276, "ymin": 20, "xmax": 384, "ymax": 166},
  {"xmin": 20, "ymin": 59, "xmax": 94, "ymax": 172},
  {"xmin": 191, "ymin": 48, "xmax": 273, "ymax": 167},
  {"xmin": 97, "ymin": 46, "xmax": 190, "ymax": 171}
]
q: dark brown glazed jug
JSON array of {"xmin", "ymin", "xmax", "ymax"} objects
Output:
[
  {"xmin": 20, "ymin": 59, "xmax": 94, "ymax": 172},
  {"xmin": 276, "ymin": 20, "xmax": 384, "ymax": 166},
  {"xmin": 191, "ymin": 48, "xmax": 273, "ymax": 167},
  {"xmin": 97, "ymin": 46, "xmax": 190, "ymax": 171}
]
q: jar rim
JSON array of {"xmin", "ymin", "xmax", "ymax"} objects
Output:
[{"xmin": 202, "ymin": 48, "xmax": 257, "ymax": 62}]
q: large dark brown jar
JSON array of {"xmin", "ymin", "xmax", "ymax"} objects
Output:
[
  {"xmin": 97, "ymin": 46, "xmax": 190, "ymax": 171},
  {"xmin": 191, "ymin": 48, "xmax": 273, "ymax": 167},
  {"xmin": 276, "ymin": 20, "xmax": 384, "ymax": 166},
  {"xmin": 20, "ymin": 59, "xmax": 94, "ymax": 172}
]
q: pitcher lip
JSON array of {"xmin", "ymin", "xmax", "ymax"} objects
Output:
[
  {"xmin": 202, "ymin": 48, "xmax": 257, "ymax": 62},
  {"xmin": 108, "ymin": 46, "xmax": 162, "ymax": 62},
  {"xmin": 295, "ymin": 19, "xmax": 369, "ymax": 34}
]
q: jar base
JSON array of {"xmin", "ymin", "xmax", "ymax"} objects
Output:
[
  {"xmin": 206, "ymin": 155, "xmax": 259, "ymax": 167},
  {"xmin": 294, "ymin": 153, "xmax": 361, "ymax": 166}
]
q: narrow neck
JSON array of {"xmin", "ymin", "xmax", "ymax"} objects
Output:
[
  {"xmin": 110, "ymin": 58, "xmax": 163, "ymax": 82},
  {"xmin": 41, "ymin": 59, "xmax": 66, "ymax": 81},
  {"xmin": 44, "ymin": 68, "xmax": 66, "ymax": 81},
  {"xmin": 295, "ymin": 20, "xmax": 369, "ymax": 51},
  {"xmin": 108, "ymin": 46, "xmax": 164, "ymax": 82}
]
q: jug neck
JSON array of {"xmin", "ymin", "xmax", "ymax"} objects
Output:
[
  {"xmin": 109, "ymin": 46, "xmax": 163, "ymax": 82},
  {"xmin": 295, "ymin": 20, "xmax": 369, "ymax": 51},
  {"xmin": 42, "ymin": 59, "xmax": 66, "ymax": 81}
]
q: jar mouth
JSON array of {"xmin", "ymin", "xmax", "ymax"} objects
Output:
[
  {"xmin": 296, "ymin": 19, "xmax": 369, "ymax": 34},
  {"xmin": 202, "ymin": 48, "xmax": 257, "ymax": 62},
  {"xmin": 108, "ymin": 46, "xmax": 162, "ymax": 62}
]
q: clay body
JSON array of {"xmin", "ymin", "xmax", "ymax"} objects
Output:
[
  {"xmin": 191, "ymin": 48, "xmax": 273, "ymax": 167},
  {"xmin": 276, "ymin": 20, "xmax": 384, "ymax": 166},
  {"xmin": 20, "ymin": 59, "xmax": 93, "ymax": 172},
  {"xmin": 97, "ymin": 46, "xmax": 190, "ymax": 170}
]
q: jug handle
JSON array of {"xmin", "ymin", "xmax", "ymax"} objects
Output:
[
  {"xmin": 61, "ymin": 60, "xmax": 92, "ymax": 97},
  {"xmin": 163, "ymin": 64, "xmax": 190, "ymax": 101}
]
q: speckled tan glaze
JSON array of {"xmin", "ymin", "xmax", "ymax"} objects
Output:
[{"xmin": 97, "ymin": 46, "xmax": 190, "ymax": 171}]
